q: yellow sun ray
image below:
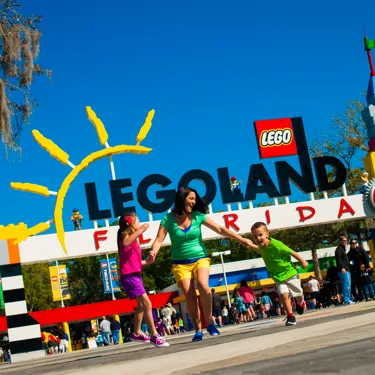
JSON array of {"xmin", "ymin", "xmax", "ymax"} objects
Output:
[
  {"xmin": 54, "ymin": 144, "xmax": 152, "ymax": 254},
  {"xmin": 32, "ymin": 130, "xmax": 75, "ymax": 168},
  {"xmin": 10, "ymin": 182, "xmax": 57, "ymax": 197},
  {"xmin": 0, "ymin": 221, "xmax": 52, "ymax": 244},
  {"xmin": 136, "ymin": 109, "xmax": 155, "ymax": 145},
  {"xmin": 8, "ymin": 108, "xmax": 156, "ymax": 254},
  {"xmin": 86, "ymin": 106, "xmax": 109, "ymax": 146}
]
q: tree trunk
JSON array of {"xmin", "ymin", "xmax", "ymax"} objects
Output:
[{"xmin": 311, "ymin": 248, "xmax": 322, "ymax": 281}]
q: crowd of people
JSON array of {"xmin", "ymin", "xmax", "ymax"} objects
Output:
[{"xmin": 303, "ymin": 236, "xmax": 374, "ymax": 308}]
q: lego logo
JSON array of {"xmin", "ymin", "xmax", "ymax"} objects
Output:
[{"xmin": 260, "ymin": 129, "xmax": 293, "ymax": 147}]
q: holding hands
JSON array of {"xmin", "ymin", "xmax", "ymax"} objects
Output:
[{"xmin": 242, "ymin": 238, "xmax": 258, "ymax": 250}]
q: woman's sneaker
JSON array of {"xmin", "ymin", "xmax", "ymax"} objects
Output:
[
  {"xmin": 207, "ymin": 323, "xmax": 220, "ymax": 336},
  {"xmin": 192, "ymin": 331, "xmax": 203, "ymax": 342},
  {"xmin": 150, "ymin": 334, "xmax": 169, "ymax": 347},
  {"xmin": 131, "ymin": 332, "xmax": 150, "ymax": 342}
]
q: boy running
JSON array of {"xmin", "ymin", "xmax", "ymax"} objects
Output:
[{"xmin": 249, "ymin": 222, "xmax": 308, "ymax": 326}]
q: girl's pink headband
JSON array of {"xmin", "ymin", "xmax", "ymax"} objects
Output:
[{"xmin": 124, "ymin": 216, "xmax": 133, "ymax": 225}]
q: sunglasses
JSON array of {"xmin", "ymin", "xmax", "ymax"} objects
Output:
[{"xmin": 350, "ymin": 242, "xmax": 357, "ymax": 245}]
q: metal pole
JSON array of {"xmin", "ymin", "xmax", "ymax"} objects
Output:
[
  {"xmin": 220, "ymin": 253, "xmax": 231, "ymax": 308},
  {"xmin": 366, "ymin": 49, "xmax": 375, "ymax": 76},
  {"xmin": 55, "ymin": 260, "xmax": 65, "ymax": 308},
  {"xmin": 106, "ymin": 254, "xmax": 116, "ymax": 301}
]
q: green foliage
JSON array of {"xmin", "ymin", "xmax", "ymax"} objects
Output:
[
  {"xmin": 0, "ymin": 0, "xmax": 51, "ymax": 153},
  {"xmin": 143, "ymin": 247, "xmax": 173, "ymax": 291},
  {"xmin": 22, "ymin": 263, "xmax": 59, "ymax": 311}
]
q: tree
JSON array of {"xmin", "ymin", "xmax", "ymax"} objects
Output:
[
  {"xmin": 22, "ymin": 263, "xmax": 58, "ymax": 311},
  {"xmin": 65, "ymin": 256, "xmax": 129, "ymax": 306},
  {"xmin": 0, "ymin": 0, "xmax": 51, "ymax": 152},
  {"xmin": 309, "ymin": 99, "xmax": 366, "ymax": 196}
]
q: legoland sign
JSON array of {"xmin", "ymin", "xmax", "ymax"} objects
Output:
[
  {"xmin": 16, "ymin": 115, "xmax": 371, "ymax": 264},
  {"xmin": 85, "ymin": 117, "xmax": 347, "ymax": 219}
]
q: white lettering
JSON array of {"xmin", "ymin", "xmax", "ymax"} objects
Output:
[
  {"xmin": 274, "ymin": 130, "xmax": 283, "ymax": 145},
  {"xmin": 283, "ymin": 129, "xmax": 292, "ymax": 144},
  {"xmin": 261, "ymin": 131, "xmax": 268, "ymax": 146},
  {"xmin": 260, "ymin": 129, "xmax": 293, "ymax": 147},
  {"xmin": 267, "ymin": 131, "xmax": 275, "ymax": 145}
]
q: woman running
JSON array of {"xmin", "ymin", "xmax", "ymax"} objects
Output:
[{"xmin": 149, "ymin": 186, "xmax": 252, "ymax": 342}]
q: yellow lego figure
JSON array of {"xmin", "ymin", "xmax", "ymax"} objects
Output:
[{"xmin": 71, "ymin": 209, "xmax": 83, "ymax": 231}]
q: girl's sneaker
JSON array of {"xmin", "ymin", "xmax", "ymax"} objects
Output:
[
  {"xmin": 131, "ymin": 332, "xmax": 150, "ymax": 342},
  {"xmin": 150, "ymin": 334, "xmax": 169, "ymax": 347},
  {"xmin": 207, "ymin": 323, "xmax": 220, "ymax": 336}
]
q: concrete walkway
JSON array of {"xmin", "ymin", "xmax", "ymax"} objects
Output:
[{"xmin": 2, "ymin": 302, "xmax": 375, "ymax": 375}]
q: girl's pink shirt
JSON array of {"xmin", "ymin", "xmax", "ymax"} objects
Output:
[
  {"xmin": 238, "ymin": 286, "xmax": 256, "ymax": 303},
  {"xmin": 119, "ymin": 240, "xmax": 142, "ymax": 276}
]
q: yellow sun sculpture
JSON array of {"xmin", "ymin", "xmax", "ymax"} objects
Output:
[{"xmin": 7, "ymin": 107, "xmax": 155, "ymax": 254}]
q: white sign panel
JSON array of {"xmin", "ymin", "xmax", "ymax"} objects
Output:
[{"xmin": 19, "ymin": 194, "xmax": 367, "ymax": 265}]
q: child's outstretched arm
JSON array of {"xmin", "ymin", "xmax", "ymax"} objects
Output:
[
  {"xmin": 121, "ymin": 223, "xmax": 150, "ymax": 247},
  {"xmin": 291, "ymin": 251, "xmax": 308, "ymax": 269},
  {"xmin": 148, "ymin": 224, "xmax": 168, "ymax": 263}
]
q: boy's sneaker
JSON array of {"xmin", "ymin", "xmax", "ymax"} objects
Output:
[
  {"xmin": 150, "ymin": 334, "xmax": 169, "ymax": 347},
  {"xmin": 284, "ymin": 315, "xmax": 296, "ymax": 326},
  {"xmin": 295, "ymin": 301, "xmax": 306, "ymax": 315},
  {"xmin": 207, "ymin": 323, "xmax": 220, "ymax": 336},
  {"xmin": 131, "ymin": 332, "xmax": 150, "ymax": 342},
  {"xmin": 192, "ymin": 331, "xmax": 203, "ymax": 342}
]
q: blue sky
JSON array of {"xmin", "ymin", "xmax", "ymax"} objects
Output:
[{"xmin": 1, "ymin": 0, "xmax": 374, "ymax": 233}]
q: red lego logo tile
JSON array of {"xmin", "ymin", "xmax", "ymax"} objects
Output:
[{"xmin": 254, "ymin": 118, "xmax": 298, "ymax": 159}]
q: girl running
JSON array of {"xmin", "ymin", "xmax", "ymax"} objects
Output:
[{"xmin": 118, "ymin": 212, "xmax": 169, "ymax": 347}]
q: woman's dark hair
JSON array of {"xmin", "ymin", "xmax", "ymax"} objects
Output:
[
  {"xmin": 172, "ymin": 186, "xmax": 208, "ymax": 215},
  {"xmin": 240, "ymin": 280, "xmax": 248, "ymax": 287},
  {"xmin": 261, "ymin": 291, "xmax": 266, "ymax": 296}
]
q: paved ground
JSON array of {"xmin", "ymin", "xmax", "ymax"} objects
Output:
[{"xmin": 1, "ymin": 302, "xmax": 375, "ymax": 374}]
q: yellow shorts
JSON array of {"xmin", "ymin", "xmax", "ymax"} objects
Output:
[{"xmin": 172, "ymin": 258, "xmax": 210, "ymax": 286}]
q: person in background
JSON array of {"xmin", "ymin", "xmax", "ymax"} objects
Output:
[
  {"xmin": 359, "ymin": 263, "xmax": 375, "ymax": 301},
  {"xmin": 96, "ymin": 332, "xmax": 104, "ymax": 347},
  {"xmin": 261, "ymin": 291, "xmax": 273, "ymax": 318},
  {"xmin": 335, "ymin": 236, "xmax": 354, "ymax": 306},
  {"xmin": 307, "ymin": 276, "xmax": 320, "ymax": 308},
  {"xmin": 174, "ymin": 318, "xmax": 180, "ymax": 334},
  {"xmin": 272, "ymin": 291, "xmax": 282, "ymax": 316},
  {"xmin": 110, "ymin": 316, "xmax": 121, "ymax": 345},
  {"xmin": 221, "ymin": 305, "xmax": 229, "ymax": 325},
  {"xmin": 56, "ymin": 324, "xmax": 67, "ymax": 353},
  {"xmin": 178, "ymin": 317, "xmax": 185, "ymax": 333},
  {"xmin": 162, "ymin": 316, "xmax": 172, "ymax": 335},
  {"xmin": 233, "ymin": 290, "xmax": 247, "ymax": 323},
  {"xmin": 99, "ymin": 316, "xmax": 111, "ymax": 346},
  {"xmin": 326, "ymin": 260, "xmax": 341, "ymax": 305},
  {"xmin": 161, "ymin": 303, "xmax": 174, "ymax": 329},
  {"xmin": 348, "ymin": 239, "xmax": 369, "ymax": 302},
  {"xmin": 156, "ymin": 318, "xmax": 166, "ymax": 336},
  {"xmin": 238, "ymin": 280, "xmax": 256, "ymax": 321},
  {"xmin": 211, "ymin": 288, "xmax": 223, "ymax": 327}
]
